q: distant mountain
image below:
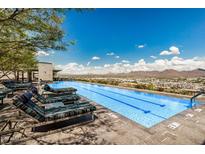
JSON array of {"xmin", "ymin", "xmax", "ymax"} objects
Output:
[
  {"xmin": 64, "ymin": 69, "xmax": 205, "ymax": 78},
  {"xmin": 123, "ymin": 69, "xmax": 205, "ymax": 78}
]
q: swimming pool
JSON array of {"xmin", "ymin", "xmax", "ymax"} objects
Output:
[{"xmin": 48, "ymin": 81, "xmax": 199, "ymax": 128}]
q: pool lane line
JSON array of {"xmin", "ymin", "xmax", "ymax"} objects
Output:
[
  {"xmin": 63, "ymin": 84, "xmax": 167, "ymax": 120},
  {"xmin": 78, "ymin": 86, "xmax": 150, "ymax": 114},
  {"xmin": 79, "ymin": 82, "xmax": 191, "ymax": 107},
  {"xmin": 78, "ymin": 86, "xmax": 167, "ymax": 120},
  {"xmin": 90, "ymin": 85, "xmax": 166, "ymax": 107}
]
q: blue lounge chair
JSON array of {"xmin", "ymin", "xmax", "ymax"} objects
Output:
[
  {"xmin": 43, "ymin": 84, "xmax": 77, "ymax": 94},
  {"xmin": 3, "ymin": 80, "xmax": 32, "ymax": 91},
  {"xmin": 30, "ymin": 86, "xmax": 80, "ymax": 104},
  {"xmin": 13, "ymin": 92, "xmax": 96, "ymax": 131}
]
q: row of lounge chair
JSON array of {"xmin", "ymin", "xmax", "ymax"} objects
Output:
[
  {"xmin": 2, "ymin": 80, "xmax": 32, "ymax": 91},
  {"xmin": 0, "ymin": 80, "xmax": 33, "ymax": 104},
  {"xmin": 13, "ymin": 92, "xmax": 96, "ymax": 122},
  {"xmin": 11, "ymin": 84, "xmax": 96, "ymax": 132},
  {"xmin": 0, "ymin": 81, "xmax": 96, "ymax": 134},
  {"xmin": 1, "ymin": 80, "xmax": 80, "ymax": 105}
]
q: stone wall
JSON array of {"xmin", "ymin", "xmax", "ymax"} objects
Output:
[{"xmin": 38, "ymin": 62, "xmax": 53, "ymax": 82}]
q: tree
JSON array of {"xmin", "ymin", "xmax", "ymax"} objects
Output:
[
  {"xmin": 0, "ymin": 9, "xmax": 72, "ymax": 53},
  {"xmin": 0, "ymin": 49, "xmax": 37, "ymax": 79},
  {"xmin": 0, "ymin": 8, "xmax": 74, "ymax": 80},
  {"xmin": 147, "ymin": 83, "xmax": 155, "ymax": 90}
]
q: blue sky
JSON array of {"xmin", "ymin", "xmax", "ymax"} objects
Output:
[{"xmin": 37, "ymin": 9, "xmax": 205, "ymax": 74}]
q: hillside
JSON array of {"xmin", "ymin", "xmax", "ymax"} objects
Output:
[{"xmin": 59, "ymin": 69, "xmax": 205, "ymax": 79}]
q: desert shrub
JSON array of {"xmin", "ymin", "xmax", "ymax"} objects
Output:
[{"xmin": 157, "ymin": 87, "xmax": 165, "ymax": 92}]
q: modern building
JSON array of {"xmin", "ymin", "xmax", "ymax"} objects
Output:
[{"xmin": 0, "ymin": 62, "xmax": 61, "ymax": 82}]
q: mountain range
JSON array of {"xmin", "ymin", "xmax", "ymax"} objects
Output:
[{"xmin": 64, "ymin": 69, "xmax": 205, "ymax": 78}]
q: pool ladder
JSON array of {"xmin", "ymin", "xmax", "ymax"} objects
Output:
[{"xmin": 190, "ymin": 89, "xmax": 205, "ymax": 108}]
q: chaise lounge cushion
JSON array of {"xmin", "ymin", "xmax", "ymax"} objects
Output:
[
  {"xmin": 19, "ymin": 92, "xmax": 33, "ymax": 103},
  {"xmin": 46, "ymin": 94, "xmax": 80, "ymax": 103},
  {"xmin": 45, "ymin": 104, "xmax": 96, "ymax": 121},
  {"xmin": 13, "ymin": 95, "xmax": 45, "ymax": 122},
  {"xmin": 44, "ymin": 84, "xmax": 77, "ymax": 93},
  {"xmin": 30, "ymin": 86, "xmax": 38, "ymax": 95},
  {"xmin": 3, "ymin": 80, "xmax": 32, "ymax": 90}
]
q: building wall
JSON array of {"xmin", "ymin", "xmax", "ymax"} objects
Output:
[{"xmin": 38, "ymin": 62, "xmax": 53, "ymax": 82}]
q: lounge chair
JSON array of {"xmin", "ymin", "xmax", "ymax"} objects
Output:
[
  {"xmin": 13, "ymin": 92, "xmax": 96, "ymax": 132},
  {"xmin": 43, "ymin": 84, "xmax": 77, "ymax": 94},
  {"xmin": 3, "ymin": 80, "xmax": 32, "ymax": 91},
  {"xmin": 30, "ymin": 86, "xmax": 80, "ymax": 104},
  {"xmin": 0, "ymin": 87, "xmax": 13, "ymax": 104}
]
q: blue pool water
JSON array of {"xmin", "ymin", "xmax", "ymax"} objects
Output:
[{"xmin": 48, "ymin": 81, "xmax": 200, "ymax": 128}]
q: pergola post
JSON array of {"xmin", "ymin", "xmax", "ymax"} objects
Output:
[{"xmin": 27, "ymin": 71, "xmax": 32, "ymax": 82}]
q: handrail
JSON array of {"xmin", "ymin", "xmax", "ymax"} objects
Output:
[{"xmin": 190, "ymin": 90, "xmax": 205, "ymax": 108}]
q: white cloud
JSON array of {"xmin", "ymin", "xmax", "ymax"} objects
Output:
[
  {"xmin": 36, "ymin": 51, "xmax": 50, "ymax": 56},
  {"xmin": 169, "ymin": 46, "xmax": 180, "ymax": 55},
  {"xmin": 160, "ymin": 46, "xmax": 180, "ymax": 56},
  {"xmin": 107, "ymin": 52, "xmax": 120, "ymax": 59},
  {"xmin": 122, "ymin": 60, "xmax": 130, "ymax": 63},
  {"xmin": 92, "ymin": 56, "xmax": 100, "ymax": 60},
  {"xmin": 36, "ymin": 50, "xmax": 56, "ymax": 57},
  {"xmin": 56, "ymin": 56, "xmax": 205, "ymax": 75},
  {"xmin": 104, "ymin": 64, "xmax": 111, "ymax": 68},
  {"xmin": 137, "ymin": 44, "xmax": 145, "ymax": 48},
  {"xmin": 87, "ymin": 61, "xmax": 91, "ymax": 66},
  {"xmin": 150, "ymin": 56, "xmax": 157, "ymax": 59},
  {"xmin": 138, "ymin": 59, "xmax": 146, "ymax": 65},
  {"xmin": 160, "ymin": 50, "xmax": 172, "ymax": 56},
  {"xmin": 106, "ymin": 52, "xmax": 115, "ymax": 56}
]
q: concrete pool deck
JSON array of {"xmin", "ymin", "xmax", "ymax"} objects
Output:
[{"xmin": 0, "ymin": 94, "xmax": 205, "ymax": 144}]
